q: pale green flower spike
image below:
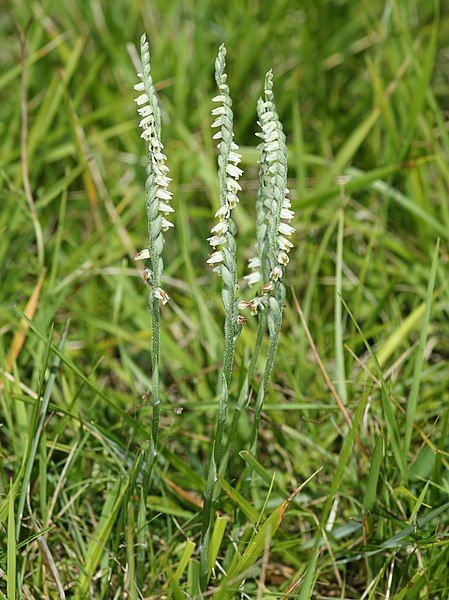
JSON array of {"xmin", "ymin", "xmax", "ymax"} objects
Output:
[
  {"xmin": 200, "ymin": 43, "xmax": 243, "ymax": 589},
  {"xmin": 244, "ymin": 70, "xmax": 294, "ymax": 457},
  {"xmin": 134, "ymin": 33, "xmax": 173, "ymax": 478},
  {"xmin": 243, "ymin": 70, "xmax": 294, "ymax": 314}
]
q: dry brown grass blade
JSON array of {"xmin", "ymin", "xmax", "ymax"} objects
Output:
[
  {"xmin": 164, "ymin": 477, "xmax": 204, "ymax": 508},
  {"xmin": 292, "ymin": 290, "xmax": 352, "ymax": 427},
  {"xmin": 6, "ymin": 269, "xmax": 46, "ymax": 371}
]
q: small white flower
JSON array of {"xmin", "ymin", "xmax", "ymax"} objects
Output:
[
  {"xmin": 212, "ymin": 106, "xmax": 226, "ymax": 116},
  {"xmin": 161, "ymin": 218, "xmax": 174, "ymax": 230},
  {"xmin": 280, "ymin": 208, "xmax": 294, "ymax": 220},
  {"xmin": 212, "ymin": 131, "xmax": 223, "ymax": 140},
  {"xmin": 282, "ymin": 197, "xmax": 291, "ymax": 208},
  {"xmin": 270, "ymin": 266, "xmax": 283, "ymax": 281},
  {"xmin": 215, "ymin": 205, "xmax": 229, "ymax": 219},
  {"xmin": 135, "ymin": 249, "xmax": 150, "ymax": 261},
  {"xmin": 226, "ymin": 178, "xmax": 241, "ymax": 192},
  {"xmin": 207, "ymin": 251, "xmax": 224, "ymax": 265},
  {"xmin": 155, "ymin": 175, "xmax": 171, "ymax": 186},
  {"xmin": 159, "ymin": 202, "xmax": 174, "ymax": 214},
  {"xmin": 140, "ymin": 129, "xmax": 152, "ymax": 141},
  {"xmin": 138, "ymin": 105, "xmax": 153, "ymax": 117},
  {"xmin": 155, "ymin": 287, "xmax": 169, "ymax": 305},
  {"xmin": 212, "ymin": 94, "xmax": 226, "ymax": 103},
  {"xmin": 211, "ymin": 221, "xmax": 228, "ymax": 234},
  {"xmin": 265, "ymin": 141, "xmax": 279, "ymax": 153},
  {"xmin": 139, "ymin": 116, "xmax": 154, "ymax": 128},
  {"xmin": 207, "ymin": 235, "xmax": 226, "ymax": 247},
  {"xmin": 278, "ymin": 236, "xmax": 294, "ymax": 251},
  {"xmin": 211, "ymin": 117, "xmax": 223, "ymax": 128},
  {"xmin": 248, "ymin": 256, "xmax": 261, "ymax": 269},
  {"xmin": 226, "ymin": 164, "xmax": 243, "ymax": 179},
  {"xmin": 278, "ymin": 222, "xmax": 295, "ymax": 236},
  {"xmin": 228, "ymin": 151, "xmax": 241, "ymax": 163},
  {"xmin": 134, "ymin": 82, "xmax": 145, "ymax": 91},
  {"xmin": 156, "ymin": 188, "xmax": 172, "ymax": 200},
  {"xmin": 266, "ymin": 130, "xmax": 280, "ymax": 142},
  {"xmin": 243, "ymin": 271, "xmax": 262, "ymax": 286},
  {"xmin": 135, "ymin": 93, "xmax": 149, "ymax": 106},
  {"xmin": 278, "ymin": 251, "xmax": 289, "ymax": 265},
  {"xmin": 227, "ymin": 194, "xmax": 239, "ymax": 208},
  {"xmin": 238, "ymin": 297, "xmax": 265, "ymax": 315}
]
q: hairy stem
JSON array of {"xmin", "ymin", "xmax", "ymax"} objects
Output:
[
  {"xmin": 220, "ymin": 315, "xmax": 267, "ymax": 473},
  {"xmin": 250, "ymin": 308, "xmax": 282, "ymax": 455},
  {"xmin": 200, "ymin": 310, "xmax": 236, "ymax": 587}
]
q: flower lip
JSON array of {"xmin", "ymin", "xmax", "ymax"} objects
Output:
[
  {"xmin": 243, "ymin": 271, "xmax": 262, "ymax": 286},
  {"xmin": 135, "ymin": 249, "xmax": 151, "ymax": 261},
  {"xmin": 155, "ymin": 287, "xmax": 169, "ymax": 304},
  {"xmin": 207, "ymin": 251, "xmax": 224, "ymax": 265}
]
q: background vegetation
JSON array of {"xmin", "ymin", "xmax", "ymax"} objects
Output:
[{"xmin": 1, "ymin": 0, "xmax": 449, "ymax": 597}]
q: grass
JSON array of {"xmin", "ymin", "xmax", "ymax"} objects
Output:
[{"xmin": 1, "ymin": 0, "xmax": 449, "ymax": 597}]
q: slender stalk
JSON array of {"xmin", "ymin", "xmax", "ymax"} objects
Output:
[
  {"xmin": 250, "ymin": 306, "xmax": 282, "ymax": 454},
  {"xmin": 200, "ymin": 44, "xmax": 243, "ymax": 589},
  {"xmin": 220, "ymin": 315, "xmax": 267, "ymax": 472},
  {"xmin": 133, "ymin": 34, "xmax": 174, "ymax": 483},
  {"xmin": 149, "ymin": 295, "xmax": 161, "ymax": 459},
  {"xmin": 241, "ymin": 71, "xmax": 293, "ymax": 461}
]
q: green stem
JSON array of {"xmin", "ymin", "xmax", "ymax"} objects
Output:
[
  {"xmin": 142, "ymin": 286, "xmax": 161, "ymax": 497},
  {"xmin": 150, "ymin": 294, "xmax": 161, "ymax": 455},
  {"xmin": 220, "ymin": 315, "xmax": 267, "ymax": 474},
  {"xmin": 250, "ymin": 307, "xmax": 282, "ymax": 455},
  {"xmin": 200, "ymin": 311, "xmax": 236, "ymax": 588}
]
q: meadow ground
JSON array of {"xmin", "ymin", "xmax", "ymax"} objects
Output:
[{"xmin": 1, "ymin": 1, "xmax": 449, "ymax": 598}]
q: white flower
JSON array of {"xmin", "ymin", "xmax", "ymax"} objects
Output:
[
  {"xmin": 161, "ymin": 218, "xmax": 174, "ymax": 230},
  {"xmin": 159, "ymin": 202, "xmax": 174, "ymax": 214},
  {"xmin": 135, "ymin": 249, "xmax": 150, "ymax": 261},
  {"xmin": 278, "ymin": 236, "xmax": 294, "ymax": 251},
  {"xmin": 135, "ymin": 93, "xmax": 149, "ymax": 105},
  {"xmin": 207, "ymin": 235, "xmax": 226, "ymax": 247},
  {"xmin": 227, "ymin": 193, "xmax": 239, "ymax": 208},
  {"xmin": 244, "ymin": 271, "xmax": 262, "ymax": 286},
  {"xmin": 238, "ymin": 297, "xmax": 265, "ymax": 315},
  {"xmin": 280, "ymin": 208, "xmax": 294, "ymax": 220},
  {"xmin": 278, "ymin": 251, "xmax": 289, "ymax": 265},
  {"xmin": 154, "ymin": 287, "xmax": 169, "ymax": 304},
  {"xmin": 137, "ymin": 105, "xmax": 152, "ymax": 117},
  {"xmin": 248, "ymin": 256, "xmax": 261, "ymax": 269},
  {"xmin": 215, "ymin": 205, "xmax": 229, "ymax": 219},
  {"xmin": 156, "ymin": 188, "xmax": 172, "ymax": 200},
  {"xmin": 207, "ymin": 251, "xmax": 224, "ymax": 265},
  {"xmin": 278, "ymin": 222, "xmax": 295, "ymax": 236},
  {"xmin": 211, "ymin": 221, "xmax": 228, "ymax": 234},
  {"xmin": 226, "ymin": 164, "xmax": 243, "ymax": 179},
  {"xmin": 229, "ymin": 151, "xmax": 241, "ymax": 163},
  {"xmin": 226, "ymin": 178, "xmax": 241, "ymax": 192},
  {"xmin": 270, "ymin": 266, "xmax": 283, "ymax": 281}
]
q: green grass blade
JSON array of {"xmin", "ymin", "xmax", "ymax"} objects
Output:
[
  {"xmin": 7, "ymin": 487, "xmax": 16, "ymax": 600},
  {"xmin": 404, "ymin": 240, "xmax": 439, "ymax": 455},
  {"xmin": 363, "ymin": 435, "xmax": 383, "ymax": 513}
]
